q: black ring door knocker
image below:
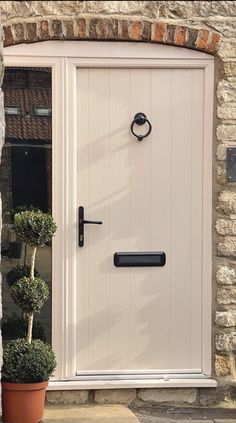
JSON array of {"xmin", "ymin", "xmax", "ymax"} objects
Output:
[{"xmin": 131, "ymin": 112, "xmax": 152, "ymax": 141}]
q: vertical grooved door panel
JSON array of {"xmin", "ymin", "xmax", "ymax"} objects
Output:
[
  {"xmin": 149, "ymin": 69, "xmax": 172, "ymax": 369},
  {"xmin": 170, "ymin": 69, "xmax": 193, "ymax": 369},
  {"xmin": 76, "ymin": 67, "xmax": 204, "ymax": 374},
  {"xmin": 129, "ymin": 69, "xmax": 152, "ymax": 370}
]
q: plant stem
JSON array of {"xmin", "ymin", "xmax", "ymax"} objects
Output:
[
  {"xmin": 27, "ymin": 245, "xmax": 37, "ymax": 343},
  {"xmin": 27, "ymin": 313, "xmax": 34, "ymax": 344},
  {"xmin": 24, "ymin": 243, "xmax": 28, "ymax": 267},
  {"xmin": 30, "ymin": 246, "xmax": 37, "ymax": 280}
]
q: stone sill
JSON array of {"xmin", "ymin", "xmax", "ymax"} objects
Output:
[{"xmin": 48, "ymin": 379, "xmax": 217, "ymax": 390}]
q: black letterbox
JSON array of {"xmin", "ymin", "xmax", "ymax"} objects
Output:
[{"xmin": 114, "ymin": 252, "xmax": 166, "ymax": 267}]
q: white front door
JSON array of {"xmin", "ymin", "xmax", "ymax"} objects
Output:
[
  {"xmin": 4, "ymin": 41, "xmax": 214, "ymax": 385},
  {"xmin": 76, "ymin": 66, "xmax": 207, "ymax": 377}
]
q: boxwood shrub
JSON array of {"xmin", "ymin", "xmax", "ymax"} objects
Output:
[
  {"xmin": 2, "ymin": 339, "xmax": 56, "ymax": 383},
  {"xmin": 11, "ymin": 277, "xmax": 49, "ymax": 313},
  {"xmin": 14, "ymin": 210, "xmax": 57, "ymax": 246}
]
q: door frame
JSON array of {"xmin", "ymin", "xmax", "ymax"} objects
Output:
[{"xmin": 4, "ymin": 41, "xmax": 216, "ymax": 389}]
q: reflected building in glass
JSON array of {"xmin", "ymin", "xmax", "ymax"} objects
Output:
[{"xmin": 1, "ymin": 67, "xmax": 52, "ymax": 343}]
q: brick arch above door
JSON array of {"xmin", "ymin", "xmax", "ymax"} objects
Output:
[{"xmin": 3, "ymin": 18, "xmax": 220, "ymax": 55}]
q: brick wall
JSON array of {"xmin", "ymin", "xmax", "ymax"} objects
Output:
[{"xmin": 1, "ymin": 0, "xmax": 236, "ymax": 406}]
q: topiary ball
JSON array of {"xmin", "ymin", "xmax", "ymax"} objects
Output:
[
  {"xmin": 2, "ymin": 338, "xmax": 56, "ymax": 383},
  {"xmin": 6, "ymin": 265, "xmax": 39, "ymax": 287},
  {"xmin": 14, "ymin": 210, "xmax": 57, "ymax": 247},
  {"xmin": 10, "ymin": 277, "xmax": 49, "ymax": 313}
]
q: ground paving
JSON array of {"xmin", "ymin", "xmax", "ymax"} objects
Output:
[
  {"xmin": 42, "ymin": 405, "xmax": 236, "ymax": 423},
  {"xmin": 131, "ymin": 406, "xmax": 236, "ymax": 423},
  {"xmin": 43, "ymin": 405, "xmax": 139, "ymax": 422}
]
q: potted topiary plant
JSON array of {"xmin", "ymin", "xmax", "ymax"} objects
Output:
[{"xmin": 2, "ymin": 210, "xmax": 57, "ymax": 423}]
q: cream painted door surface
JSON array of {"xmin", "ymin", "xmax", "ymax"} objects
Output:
[{"xmin": 76, "ymin": 67, "xmax": 204, "ymax": 376}]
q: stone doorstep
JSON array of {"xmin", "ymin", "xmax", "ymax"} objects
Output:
[{"xmin": 43, "ymin": 404, "xmax": 139, "ymax": 422}]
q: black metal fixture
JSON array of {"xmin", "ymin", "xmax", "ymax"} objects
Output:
[
  {"xmin": 78, "ymin": 206, "xmax": 102, "ymax": 247},
  {"xmin": 114, "ymin": 252, "xmax": 166, "ymax": 267},
  {"xmin": 226, "ymin": 147, "xmax": 236, "ymax": 182},
  {"xmin": 131, "ymin": 112, "xmax": 152, "ymax": 141}
]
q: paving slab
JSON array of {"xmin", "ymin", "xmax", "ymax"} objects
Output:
[
  {"xmin": 133, "ymin": 413, "xmax": 214, "ymax": 423},
  {"xmin": 214, "ymin": 420, "xmax": 236, "ymax": 423},
  {"xmin": 43, "ymin": 405, "xmax": 139, "ymax": 423},
  {"xmin": 131, "ymin": 407, "xmax": 236, "ymax": 423}
]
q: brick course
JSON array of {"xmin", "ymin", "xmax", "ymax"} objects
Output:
[{"xmin": 3, "ymin": 18, "xmax": 220, "ymax": 54}]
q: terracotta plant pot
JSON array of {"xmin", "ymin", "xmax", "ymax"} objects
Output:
[{"xmin": 2, "ymin": 381, "xmax": 48, "ymax": 423}]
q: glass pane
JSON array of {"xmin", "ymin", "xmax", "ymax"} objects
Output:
[{"xmin": 1, "ymin": 67, "xmax": 52, "ymax": 343}]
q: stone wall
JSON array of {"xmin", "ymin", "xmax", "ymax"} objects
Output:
[{"xmin": 1, "ymin": 0, "xmax": 236, "ymax": 406}]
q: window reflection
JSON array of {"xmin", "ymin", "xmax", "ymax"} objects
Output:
[{"xmin": 1, "ymin": 67, "xmax": 52, "ymax": 343}]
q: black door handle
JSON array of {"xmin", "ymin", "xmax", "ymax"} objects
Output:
[
  {"xmin": 80, "ymin": 219, "xmax": 103, "ymax": 225},
  {"xmin": 78, "ymin": 206, "xmax": 102, "ymax": 247}
]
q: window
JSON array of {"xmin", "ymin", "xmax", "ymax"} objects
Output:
[
  {"xmin": 5, "ymin": 106, "xmax": 21, "ymax": 115},
  {"xmin": 34, "ymin": 107, "xmax": 52, "ymax": 116}
]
